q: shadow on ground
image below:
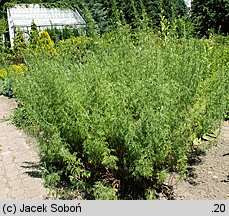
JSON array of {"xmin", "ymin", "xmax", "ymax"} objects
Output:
[
  {"xmin": 185, "ymin": 147, "xmax": 206, "ymax": 185},
  {"xmin": 21, "ymin": 161, "xmax": 42, "ymax": 178}
]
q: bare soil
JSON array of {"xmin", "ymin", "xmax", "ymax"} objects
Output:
[{"xmin": 173, "ymin": 122, "xmax": 229, "ymax": 200}]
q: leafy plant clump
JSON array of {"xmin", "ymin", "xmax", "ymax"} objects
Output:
[{"xmin": 12, "ymin": 27, "xmax": 228, "ymax": 199}]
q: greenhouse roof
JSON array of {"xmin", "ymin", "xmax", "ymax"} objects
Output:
[
  {"xmin": 7, "ymin": 4, "xmax": 86, "ymax": 27},
  {"xmin": 7, "ymin": 4, "xmax": 86, "ymax": 46}
]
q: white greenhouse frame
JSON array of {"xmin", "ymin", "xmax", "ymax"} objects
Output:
[{"xmin": 7, "ymin": 4, "xmax": 86, "ymax": 47}]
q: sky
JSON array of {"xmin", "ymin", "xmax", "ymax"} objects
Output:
[{"xmin": 186, "ymin": 0, "xmax": 192, "ymax": 8}]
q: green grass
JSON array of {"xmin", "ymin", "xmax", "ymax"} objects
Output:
[{"xmin": 12, "ymin": 28, "xmax": 228, "ymax": 199}]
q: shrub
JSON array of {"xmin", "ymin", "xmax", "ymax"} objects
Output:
[
  {"xmin": 38, "ymin": 31, "xmax": 56, "ymax": 56},
  {"xmin": 9, "ymin": 64, "xmax": 28, "ymax": 75},
  {"xmin": 46, "ymin": 25, "xmax": 81, "ymax": 43},
  {"xmin": 0, "ymin": 68, "xmax": 7, "ymax": 79},
  {"xmin": 92, "ymin": 182, "xmax": 118, "ymax": 200},
  {"xmin": 29, "ymin": 20, "xmax": 39, "ymax": 51},
  {"xmin": 13, "ymin": 29, "xmax": 27, "ymax": 54},
  {"xmin": 0, "ymin": 63, "xmax": 28, "ymax": 97},
  {"xmin": 1, "ymin": 78, "xmax": 13, "ymax": 97},
  {"xmin": 12, "ymin": 28, "xmax": 228, "ymax": 199}
]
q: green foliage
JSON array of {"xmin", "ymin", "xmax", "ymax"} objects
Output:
[
  {"xmin": 29, "ymin": 20, "xmax": 39, "ymax": 50},
  {"xmin": 145, "ymin": 188, "xmax": 156, "ymax": 200},
  {"xmin": 13, "ymin": 29, "xmax": 27, "ymax": 54},
  {"xmin": 85, "ymin": 0, "xmax": 188, "ymax": 33},
  {"xmin": 61, "ymin": 26, "xmax": 73, "ymax": 39},
  {"xmin": 0, "ymin": 18, "xmax": 6, "ymax": 34},
  {"xmin": 44, "ymin": 171, "xmax": 62, "ymax": 188},
  {"xmin": 12, "ymin": 28, "xmax": 228, "ymax": 199},
  {"xmin": 1, "ymin": 0, "xmax": 188, "ymax": 37},
  {"xmin": 0, "ymin": 68, "xmax": 7, "ymax": 79},
  {"xmin": 46, "ymin": 26, "xmax": 59, "ymax": 43},
  {"xmin": 159, "ymin": 14, "xmax": 194, "ymax": 40},
  {"xmin": 0, "ymin": 0, "xmax": 10, "ymax": 18},
  {"xmin": 47, "ymin": 25, "xmax": 83, "ymax": 43},
  {"xmin": 173, "ymin": 16, "xmax": 194, "ymax": 38},
  {"xmin": 38, "ymin": 30, "xmax": 56, "ymax": 55},
  {"xmin": 0, "ymin": 63, "xmax": 28, "ymax": 97},
  {"xmin": 0, "ymin": 0, "xmax": 228, "ymax": 200},
  {"xmin": 1, "ymin": 78, "xmax": 13, "ymax": 97},
  {"xmin": 85, "ymin": 0, "xmax": 109, "ymax": 34},
  {"xmin": 191, "ymin": 0, "xmax": 229, "ymax": 37},
  {"xmin": 93, "ymin": 182, "xmax": 118, "ymax": 200},
  {"xmin": 58, "ymin": 36, "xmax": 94, "ymax": 64}
]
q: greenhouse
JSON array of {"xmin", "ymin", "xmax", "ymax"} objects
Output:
[{"xmin": 7, "ymin": 4, "xmax": 86, "ymax": 46}]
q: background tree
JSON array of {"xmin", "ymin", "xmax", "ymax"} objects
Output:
[
  {"xmin": 13, "ymin": 28, "xmax": 27, "ymax": 53},
  {"xmin": 191, "ymin": 0, "xmax": 229, "ymax": 36},
  {"xmin": 29, "ymin": 20, "xmax": 39, "ymax": 50},
  {"xmin": 0, "ymin": 0, "xmax": 188, "ymax": 36},
  {"xmin": 85, "ymin": 0, "xmax": 109, "ymax": 34},
  {"xmin": 86, "ymin": 0, "xmax": 188, "ymax": 31}
]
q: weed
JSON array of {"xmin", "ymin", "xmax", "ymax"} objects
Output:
[{"xmin": 12, "ymin": 27, "xmax": 228, "ymax": 199}]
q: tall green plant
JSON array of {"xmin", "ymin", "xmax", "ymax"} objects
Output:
[
  {"xmin": 29, "ymin": 20, "xmax": 39, "ymax": 50},
  {"xmin": 13, "ymin": 28, "xmax": 27, "ymax": 54},
  {"xmin": 12, "ymin": 28, "xmax": 228, "ymax": 199}
]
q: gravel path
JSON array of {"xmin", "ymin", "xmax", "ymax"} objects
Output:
[
  {"xmin": 173, "ymin": 121, "xmax": 229, "ymax": 200},
  {"xmin": 0, "ymin": 95, "xmax": 47, "ymax": 199}
]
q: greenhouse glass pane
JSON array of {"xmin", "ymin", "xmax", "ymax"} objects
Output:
[{"xmin": 7, "ymin": 4, "xmax": 86, "ymax": 46}]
